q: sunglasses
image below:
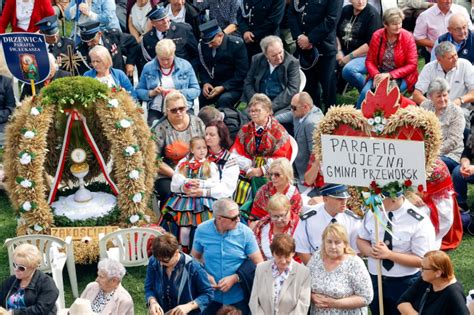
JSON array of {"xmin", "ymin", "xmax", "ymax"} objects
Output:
[
  {"xmin": 270, "ymin": 210, "xmax": 289, "ymax": 221},
  {"xmin": 269, "ymin": 172, "xmax": 281, "ymax": 178},
  {"xmin": 220, "ymin": 214, "xmax": 240, "ymax": 222},
  {"xmin": 168, "ymin": 106, "xmax": 187, "ymax": 114},
  {"xmin": 13, "ymin": 262, "xmax": 28, "ymax": 272}
]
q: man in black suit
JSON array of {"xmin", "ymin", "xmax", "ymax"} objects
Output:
[
  {"xmin": 140, "ymin": 6, "xmax": 198, "ymax": 64},
  {"xmin": 76, "ymin": 21, "xmax": 139, "ymax": 75},
  {"xmin": 242, "ymin": 35, "xmax": 300, "ymax": 115},
  {"xmin": 198, "ymin": 20, "xmax": 249, "ymax": 109}
]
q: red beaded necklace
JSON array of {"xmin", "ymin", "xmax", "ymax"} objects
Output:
[{"xmin": 160, "ymin": 63, "xmax": 174, "ymax": 76}]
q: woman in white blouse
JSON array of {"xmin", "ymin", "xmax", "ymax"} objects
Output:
[
  {"xmin": 128, "ymin": 0, "xmax": 152, "ymax": 42},
  {"xmin": 308, "ymin": 223, "xmax": 373, "ymax": 315}
]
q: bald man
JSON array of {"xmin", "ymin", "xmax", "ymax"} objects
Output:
[{"xmin": 430, "ymin": 13, "xmax": 474, "ymax": 62}]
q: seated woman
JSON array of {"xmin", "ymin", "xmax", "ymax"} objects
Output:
[
  {"xmin": 230, "ymin": 93, "xmax": 292, "ymax": 205},
  {"xmin": 0, "ymin": 0, "xmax": 54, "ymax": 33},
  {"xmin": 249, "ymin": 234, "xmax": 311, "ymax": 314},
  {"xmin": 153, "ymin": 91, "xmax": 205, "ymax": 207},
  {"xmin": 65, "ymin": 0, "xmax": 121, "ymax": 31},
  {"xmin": 128, "ymin": 0, "xmax": 152, "ymax": 43},
  {"xmin": 136, "ymin": 39, "xmax": 200, "ymax": 125},
  {"xmin": 252, "ymin": 193, "xmax": 300, "ymax": 260},
  {"xmin": 145, "ymin": 233, "xmax": 213, "ymax": 315},
  {"xmin": 250, "ymin": 158, "xmax": 302, "ymax": 222},
  {"xmin": 336, "ymin": 0, "xmax": 381, "ymax": 92},
  {"xmin": 81, "ymin": 258, "xmax": 134, "ymax": 314},
  {"xmin": 165, "ymin": 0, "xmax": 201, "ymax": 40},
  {"xmin": 0, "ymin": 244, "xmax": 59, "ymax": 314},
  {"xmin": 421, "ymin": 78, "xmax": 465, "ymax": 173},
  {"xmin": 356, "ymin": 7, "xmax": 418, "ymax": 108},
  {"xmin": 309, "ymin": 224, "xmax": 373, "ymax": 314},
  {"xmin": 398, "ymin": 250, "xmax": 469, "ymax": 315},
  {"xmin": 162, "ymin": 136, "xmax": 219, "ymax": 249},
  {"xmin": 84, "ymin": 45, "xmax": 136, "ymax": 99}
]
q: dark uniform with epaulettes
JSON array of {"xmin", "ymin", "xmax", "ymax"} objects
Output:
[{"xmin": 237, "ymin": 0, "xmax": 286, "ymax": 59}]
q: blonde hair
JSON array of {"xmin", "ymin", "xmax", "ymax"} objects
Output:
[
  {"xmin": 248, "ymin": 93, "xmax": 273, "ymax": 114},
  {"xmin": 164, "ymin": 91, "xmax": 187, "ymax": 115},
  {"xmin": 155, "ymin": 39, "xmax": 176, "ymax": 58},
  {"xmin": 383, "ymin": 7, "xmax": 404, "ymax": 25},
  {"xmin": 267, "ymin": 193, "xmax": 291, "ymax": 214},
  {"xmin": 179, "ymin": 136, "xmax": 211, "ymax": 178},
  {"xmin": 13, "ymin": 243, "xmax": 42, "ymax": 268},
  {"xmin": 89, "ymin": 45, "xmax": 113, "ymax": 69},
  {"xmin": 269, "ymin": 158, "xmax": 294, "ymax": 184},
  {"xmin": 321, "ymin": 223, "xmax": 355, "ymax": 259}
]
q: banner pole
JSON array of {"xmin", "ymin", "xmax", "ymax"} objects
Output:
[
  {"xmin": 30, "ymin": 79, "xmax": 36, "ymax": 96},
  {"xmin": 375, "ymin": 214, "xmax": 384, "ymax": 315}
]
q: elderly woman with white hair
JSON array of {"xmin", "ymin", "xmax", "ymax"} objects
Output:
[
  {"xmin": 136, "ymin": 38, "xmax": 200, "ymax": 125},
  {"xmin": 80, "ymin": 258, "xmax": 134, "ymax": 314},
  {"xmin": 421, "ymin": 77, "xmax": 465, "ymax": 173},
  {"xmin": 83, "ymin": 45, "xmax": 136, "ymax": 99},
  {"xmin": 0, "ymin": 243, "xmax": 59, "ymax": 314}
]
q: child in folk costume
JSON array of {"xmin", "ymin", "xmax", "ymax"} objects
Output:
[{"xmin": 162, "ymin": 136, "xmax": 219, "ymax": 249}]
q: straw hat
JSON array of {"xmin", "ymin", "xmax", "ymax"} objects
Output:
[{"xmin": 58, "ymin": 298, "xmax": 99, "ymax": 315}]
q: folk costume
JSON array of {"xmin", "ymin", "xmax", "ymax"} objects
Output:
[
  {"xmin": 250, "ymin": 182, "xmax": 302, "ymax": 221},
  {"xmin": 207, "ymin": 149, "xmax": 239, "ymax": 199}
]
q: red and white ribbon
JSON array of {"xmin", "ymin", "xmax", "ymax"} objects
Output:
[{"xmin": 48, "ymin": 109, "xmax": 119, "ymax": 204}]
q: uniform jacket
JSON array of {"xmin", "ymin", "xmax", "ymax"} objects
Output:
[
  {"xmin": 77, "ymin": 30, "xmax": 139, "ymax": 74},
  {"xmin": 0, "ymin": 0, "xmax": 55, "ymax": 33},
  {"xmin": 366, "ymin": 28, "xmax": 419, "ymax": 92},
  {"xmin": 0, "ymin": 270, "xmax": 59, "ymax": 315},
  {"xmin": 81, "ymin": 282, "xmax": 134, "ymax": 315},
  {"xmin": 198, "ymin": 34, "xmax": 249, "ymax": 91},
  {"xmin": 136, "ymin": 56, "xmax": 200, "ymax": 107},
  {"xmin": 237, "ymin": 0, "xmax": 285, "ymax": 41},
  {"xmin": 47, "ymin": 36, "xmax": 75, "ymax": 72},
  {"xmin": 243, "ymin": 51, "xmax": 300, "ymax": 114},
  {"xmin": 141, "ymin": 21, "xmax": 198, "ymax": 63},
  {"xmin": 249, "ymin": 260, "xmax": 311, "ymax": 315},
  {"xmin": 286, "ymin": 0, "xmax": 342, "ymax": 55}
]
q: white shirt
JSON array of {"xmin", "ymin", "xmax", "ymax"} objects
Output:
[
  {"xmin": 16, "ymin": 0, "xmax": 34, "ymax": 31},
  {"xmin": 294, "ymin": 202, "xmax": 361, "ymax": 254},
  {"xmin": 151, "ymin": 70, "xmax": 175, "ymax": 111},
  {"xmin": 358, "ymin": 199, "xmax": 436, "ymax": 277},
  {"xmin": 130, "ymin": 2, "xmax": 152, "ymax": 35},
  {"xmin": 413, "ymin": 4, "xmax": 472, "ymax": 52},
  {"xmin": 96, "ymin": 74, "xmax": 116, "ymax": 88},
  {"xmin": 166, "ymin": 4, "xmax": 186, "ymax": 24}
]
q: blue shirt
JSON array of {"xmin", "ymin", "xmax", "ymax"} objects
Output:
[{"xmin": 193, "ymin": 219, "xmax": 259, "ymax": 304}]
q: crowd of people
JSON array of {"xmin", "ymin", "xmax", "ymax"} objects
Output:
[{"xmin": 1, "ymin": 0, "xmax": 474, "ymax": 314}]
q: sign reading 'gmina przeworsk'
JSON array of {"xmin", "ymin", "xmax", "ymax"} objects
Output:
[{"xmin": 321, "ymin": 134, "xmax": 427, "ymax": 189}]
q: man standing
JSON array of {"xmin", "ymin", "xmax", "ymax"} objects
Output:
[
  {"xmin": 192, "ymin": 198, "xmax": 263, "ymax": 315},
  {"xmin": 357, "ymin": 190, "xmax": 436, "ymax": 315},
  {"xmin": 76, "ymin": 20, "xmax": 139, "ymax": 75},
  {"xmin": 294, "ymin": 184, "xmax": 361, "ymax": 264},
  {"xmin": 287, "ymin": 0, "xmax": 342, "ymax": 110},
  {"xmin": 275, "ymin": 92, "xmax": 323, "ymax": 187},
  {"xmin": 242, "ymin": 35, "xmax": 300, "ymax": 115},
  {"xmin": 198, "ymin": 20, "xmax": 249, "ymax": 110}
]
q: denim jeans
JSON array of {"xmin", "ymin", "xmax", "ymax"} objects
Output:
[
  {"xmin": 453, "ymin": 164, "xmax": 474, "ymax": 209},
  {"xmin": 440, "ymin": 155, "xmax": 459, "ymax": 174},
  {"xmin": 341, "ymin": 56, "xmax": 367, "ymax": 91},
  {"xmin": 356, "ymin": 78, "xmax": 407, "ymax": 109}
]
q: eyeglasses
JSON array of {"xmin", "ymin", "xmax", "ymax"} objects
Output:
[
  {"xmin": 421, "ymin": 266, "xmax": 434, "ymax": 271},
  {"xmin": 13, "ymin": 262, "xmax": 28, "ymax": 272},
  {"xmin": 219, "ymin": 214, "xmax": 240, "ymax": 222},
  {"xmin": 168, "ymin": 106, "xmax": 187, "ymax": 114},
  {"xmin": 158, "ymin": 256, "xmax": 172, "ymax": 264},
  {"xmin": 248, "ymin": 108, "xmax": 262, "ymax": 114},
  {"xmin": 270, "ymin": 210, "xmax": 289, "ymax": 221},
  {"xmin": 269, "ymin": 172, "xmax": 281, "ymax": 178}
]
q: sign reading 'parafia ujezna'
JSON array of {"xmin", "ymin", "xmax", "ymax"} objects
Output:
[{"xmin": 321, "ymin": 134, "xmax": 426, "ymax": 189}]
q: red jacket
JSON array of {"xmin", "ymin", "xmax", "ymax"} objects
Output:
[
  {"xmin": 366, "ymin": 28, "xmax": 418, "ymax": 92},
  {"xmin": 0, "ymin": 0, "xmax": 55, "ymax": 33}
]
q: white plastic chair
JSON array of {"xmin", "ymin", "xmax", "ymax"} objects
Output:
[
  {"xmin": 289, "ymin": 135, "xmax": 299, "ymax": 164},
  {"xmin": 98, "ymin": 227, "xmax": 163, "ymax": 267},
  {"xmin": 4, "ymin": 235, "xmax": 79, "ymax": 308},
  {"xmin": 299, "ymin": 68, "xmax": 307, "ymax": 92}
]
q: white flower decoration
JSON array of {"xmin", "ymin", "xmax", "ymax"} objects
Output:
[
  {"xmin": 108, "ymin": 99, "xmax": 119, "ymax": 108},
  {"xmin": 22, "ymin": 201, "xmax": 32, "ymax": 211},
  {"xmin": 33, "ymin": 224, "xmax": 43, "ymax": 231},
  {"xmin": 30, "ymin": 107, "xmax": 40, "ymax": 116},
  {"xmin": 129, "ymin": 170, "xmax": 140, "ymax": 180},
  {"xmin": 119, "ymin": 119, "xmax": 132, "ymax": 128},
  {"xmin": 374, "ymin": 116, "xmax": 382, "ymax": 124},
  {"xmin": 129, "ymin": 214, "xmax": 140, "ymax": 224},
  {"xmin": 372, "ymin": 127, "xmax": 378, "ymax": 133},
  {"xmin": 132, "ymin": 193, "xmax": 142, "ymax": 203},
  {"xmin": 19, "ymin": 153, "xmax": 32, "ymax": 165},
  {"xmin": 20, "ymin": 179, "xmax": 32, "ymax": 188},
  {"xmin": 368, "ymin": 118, "xmax": 375, "ymax": 126},
  {"xmin": 125, "ymin": 146, "xmax": 136, "ymax": 156},
  {"xmin": 376, "ymin": 124, "xmax": 385, "ymax": 132},
  {"xmin": 24, "ymin": 131, "xmax": 35, "ymax": 139},
  {"xmin": 382, "ymin": 118, "xmax": 387, "ymax": 124}
]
